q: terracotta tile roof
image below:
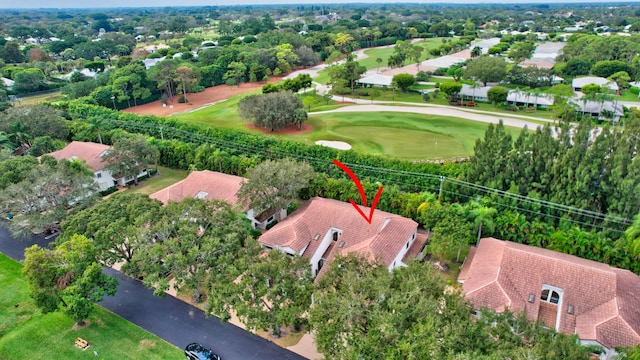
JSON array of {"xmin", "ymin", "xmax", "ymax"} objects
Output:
[
  {"xmin": 259, "ymin": 197, "xmax": 417, "ymax": 268},
  {"xmin": 149, "ymin": 170, "xmax": 247, "ymax": 209},
  {"xmin": 459, "ymin": 237, "xmax": 640, "ymax": 349},
  {"xmin": 47, "ymin": 141, "xmax": 111, "ymax": 172},
  {"xmin": 403, "ymin": 232, "xmax": 429, "ymax": 262}
]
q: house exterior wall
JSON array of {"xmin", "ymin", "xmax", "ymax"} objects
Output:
[
  {"xmin": 310, "ymin": 228, "xmax": 340, "ymax": 276},
  {"xmin": 93, "ymin": 170, "xmax": 116, "ymax": 191},
  {"xmin": 388, "ymin": 229, "xmax": 418, "ymax": 271}
]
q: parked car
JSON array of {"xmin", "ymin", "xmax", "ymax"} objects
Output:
[{"xmin": 184, "ymin": 343, "xmax": 221, "ymax": 360}]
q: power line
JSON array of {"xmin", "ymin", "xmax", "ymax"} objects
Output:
[{"xmin": 102, "ymin": 118, "xmax": 634, "ymax": 232}]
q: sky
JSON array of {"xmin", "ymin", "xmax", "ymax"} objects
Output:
[{"xmin": 1, "ymin": 0, "xmax": 636, "ymax": 9}]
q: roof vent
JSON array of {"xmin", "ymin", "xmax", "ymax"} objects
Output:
[
  {"xmin": 194, "ymin": 191, "xmax": 208, "ymax": 199},
  {"xmin": 379, "ymin": 218, "xmax": 391, "ymax": 232},
  {"xmin": 313, "ymin": 233, "xmax": 320, "ymax": 241},
  {"xmin": 338, "ymin": 241, "xmax": 345, "ymax": 248}
]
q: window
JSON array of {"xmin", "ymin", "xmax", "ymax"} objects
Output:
[
  {"xmin": 332, "ymin": 232, "xmax": 339, "ymax": 241},
  {"xmin": 267, "ymin": 215, "xmax": 275, "ymax": 223},
  {"xmin": 540, "ymin": 287, "xmax": 561, "ymax": 304},
  {"xmin": 406, "ymin": 241, "xmax": 410, "ymax": 249},
  {"xmin": 96, "ymin": 172, "xmax": 102, "ymax": 178}
]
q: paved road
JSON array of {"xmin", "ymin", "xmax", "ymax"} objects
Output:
[{"xmin": 0, "ymin": 226, "xmax": 307, "ymax": 360}]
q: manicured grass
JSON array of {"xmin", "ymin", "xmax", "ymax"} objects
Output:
[
  {"xmin": 619, "ymin": 89, "xmax": 640, "ymax": 102},
  {"xmin": 172, "ymin": 91, "xmax": 349, "ymax": 129},
  {"xmin": 0, "ymin": 254, "xmax": 40, "ymax": 337},
  {"xmin": 173, "ymin": 92, "xmax": 253, "ymax": 130},
  {"xmin": 356, "ymin": 38, "xmax": 445, "ymax": 70},
  {"xmin": 0, "ymin": 309, "xmax": 183, "ymax": 360},
  {"xmin": 0, "ymin": 253, "xmax": 183, "ymax": 360},
  {"xmin": 17, "ymin": 90, "xmax": 65, "ymax": 105},
  {"xmin": 128, "ymin": 166, "xmax": 189, "ymax": 195},
  {"xmin": 301, "ymin": 112, "xmax": 522, "ymax": 160},
  {"xmin": 170, "ymin": 90, "xmax": 528, "ymax": 160}
]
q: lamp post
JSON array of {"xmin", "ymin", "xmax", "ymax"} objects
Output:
[{"xmin": 111, "ymin": 96, "xmax": 116, "ymax": 110}]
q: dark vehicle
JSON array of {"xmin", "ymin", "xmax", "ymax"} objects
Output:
[{"xmin": 184, "ymin": 343, "xmax": 221, "ymax": 360}]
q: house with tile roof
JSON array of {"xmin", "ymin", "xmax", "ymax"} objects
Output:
[
  {"xmin": 47, "ymin": 141, "xmax": 148, "ymax": 191},
  {"xmin": 458, "ymin": 237, "xmax": 640, "ymax": 359},
  {"xmin": 149, "ymin": 170, "xmax": 283, "ymax": 229},
  {"xmin": 259, "ymin": 197, "xmax": 427, "ymax": 277}
]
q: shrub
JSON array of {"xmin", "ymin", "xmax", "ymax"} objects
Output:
[
  {"xmin": 178, "ymin": 95, "xmax": 186, "ymax": 103},
  {"xmin": 99, "ymin": 186, "xmax": 118, "ymax": 197},
  {"xmin": 630, "ymin": 87, "xmax": 640, "ymax": 95},
  {"xmin": 355, "ymin": 89, "xmax": 370, "ymax": 96},
  {"xmin": 416, "ymin": 71, "xmax": 429, "ymax": 82}
]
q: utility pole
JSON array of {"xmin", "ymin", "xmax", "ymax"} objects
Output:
[{"xmin": 438, "ymin": 176, "xmax": 445, "ymax": 202}]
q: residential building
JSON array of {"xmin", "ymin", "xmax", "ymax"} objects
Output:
[
  {"xmin": 570, "ymin": 98, "xmax": 624, "ymax": 122},
  {"xmin": 507, "ymin": 90, "xmax": 555, "ymax": 108},
  {"xmin": 459, "ymin": 84, "xmax": 491, "ymax": 102},
  {"xmin": 149, "ymin": 170, "xmax": 283, "ymax": 229},
  {"xmin": 572, "ymin": 76, "xmax": 619, "ymax": 92},
  {"xmin": 47, "ymin": 141, "xmax": 148, "ymax": 191},
  {"xmin": 458, "ymin": 237, "xmax": 640, "ymax": 359},
  {"xmin": 259, "ymin": 197, "xmax": 427, "ymax": 277}
]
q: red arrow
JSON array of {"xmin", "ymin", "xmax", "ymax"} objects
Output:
[{"xmin": 333, "ymin": 159, "xmax": 384, "ymax": 224}]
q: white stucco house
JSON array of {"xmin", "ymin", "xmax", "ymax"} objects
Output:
[
  {"xmin": 47, "ymin": 141, "xmax": 149, "ymax": 192},
  {"xmin": 149, "ymin": 170, "xmax": 284, "ymax": 229},
  {"xmin": 259, "ymin": 197, "xmax": 428, "ymax": 277}
]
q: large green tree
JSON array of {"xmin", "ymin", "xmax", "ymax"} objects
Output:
[
  {"xmin": 237, "ymin": 91, "xmax": 306, "ymax": 131},
  {"xmin": 0, "ymin": 157, "xmax": 98, "ymax": 235},
  {"xmin": 218, "ymin": 250, "xmax": 312, "ymax": 337},
  {"xmin": 463, "ymin": 56, "xmax": 507, "ymax": 86},
  {"xmin": 23, "ymin": 234, "xmax": 118, "ymax": 325},
  {"xmin": 0, "ymin": 104, "xmax": 69, "ymax": 141},
  {"xmin": 392, "ymin": 73, "xmax": 416, "ymax": 93},
  {"xmin": 60, "ymin": 193, "xmax": 164, "ymax": 276},
  {"xmin": 136, "ymin": 197, "xmax": 254, "ymax": 301},
  {"xmin": 101, "ymin": 135, "xmax": 159, "ymax": 186},
  {"xmin": 327, "ymin": 59, "xmax": 366, "ymax": 93},
  {"xmin": 237, "ymin": 158, "xmax": 314, "ymax": 215}
]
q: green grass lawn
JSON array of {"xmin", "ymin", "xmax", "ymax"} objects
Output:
[
  {"xmin": 17, "ymin": 90, "xmax": 65, "ymax": 105},
  {"xmin": 619, "ymin": 89, "xmax": 640, "ymax": 102},
  {"xmin": 300, "ymin": 112, "xmax": 522, "ymax": 160},
  {"xmin": 128, "ymin": 166, "xmax": 189, "ymax": 195},
  {"xmin": 0, "ymin": 253, "xmax": 183, "ymax": 360},
  {"xmin": 170, "ymin": 89, "xmax": 527, "ymax": 160},
  {"xmin": 173, "ymin": 91, "xmax": 255, "ymax": 130},
  {"xmin": 356, "ymin": 38, "xmax": 446, "ymax": 70}
]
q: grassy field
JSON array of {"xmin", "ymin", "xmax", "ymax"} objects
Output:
[
  {"xmin": 0, "ymin": 253, "xmax": 183, "ymax": 360},
  {"xmin": 301, "ymin": 112, "xmax": 522, "ymax": 160},
  {"xmin": 171, "ymin": 90, "xmax": 526, "ymax": 160},
  {"xmin": 16, "ymin": 90, "xmax": 65, "ymax": 105},
  {"xmin": 356, "ymin": 38, "xmax": 445, "ymax": 70},
  {"xmin": 129, "ymin": 166, "xmax": 189, "ymax": 195}
]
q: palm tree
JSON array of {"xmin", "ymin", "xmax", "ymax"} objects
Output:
[
  {"xmin": 0, "ymin": 131, "xmax": 16, "ymax": 150},
  {"xmin": 376, "ymin": 57, "xmax": 383, "ymax": 73},
  {"xmin": 625, "ymin": 214, "xmax": 640, "ymax": 258},
  {"xmin": 8, "ymin": 122, "xmax": 30, "ymax": 148},
  {"xmin": 469, "ymin": 204, "xmax": 498, "ymax": 243},
  {"xmin": 86, "ymin": 117, "xmax": 106, "ymax": 144},
  {"xmin": 471, "ymin": 46, "xmax": 482, "ymax": 58}
]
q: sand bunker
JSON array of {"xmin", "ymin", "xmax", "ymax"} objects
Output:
[{"xmin": 315, "ymin": 140, "xmax": 352, "ymax": 150}]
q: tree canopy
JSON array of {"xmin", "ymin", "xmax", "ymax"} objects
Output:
[
  {"xmin": 23, "ymin": 234, "xmax": 118, "ymax": 324},
  {"xmin": 238, "ymin": 91, "xmax": 306, "ymax": 131},
  {"xmin": 463, "ymin": 56, "xmax": 507, "ymax": 86},
  {"xmin": 238, "ymin": 158, "xmax": 314, "ymax": 215}
]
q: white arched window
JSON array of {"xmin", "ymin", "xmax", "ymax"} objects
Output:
[{"xmin": 540, "ymin": 285, "xmax": 563, "ymax": 305}]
